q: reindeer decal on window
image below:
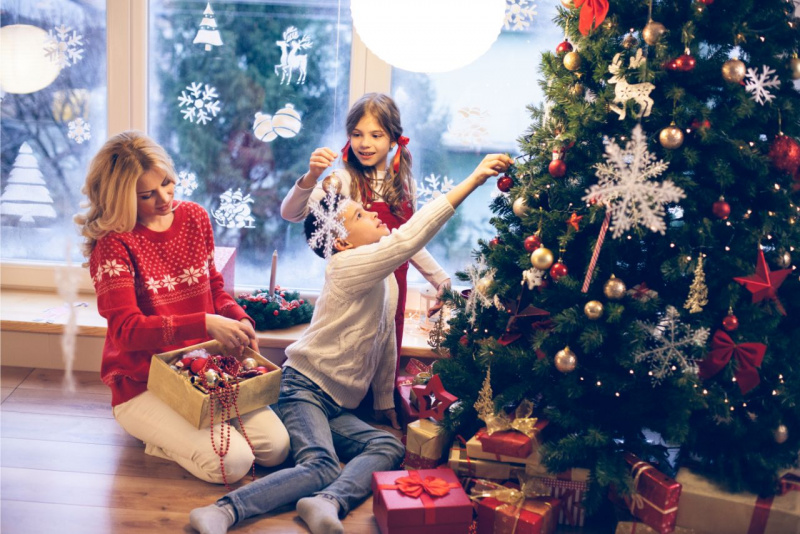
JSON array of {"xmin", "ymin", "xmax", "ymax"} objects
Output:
[
  {"xmin": 608, "ymin": 49, "xmax": 655, "ymax": 120},
  {"xmin": 275, "ymin": 26, "xmax": 313, "ymax": 85}
]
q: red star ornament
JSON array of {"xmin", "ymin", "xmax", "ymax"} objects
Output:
[
  {"xmin": 733, "ymin": 248, "xmax": 792, "ymax": 315},
  {"xmin": 567, "ymin": 212, "xmax": 583, "ymax": 231},
  {"xmin": 411, "ymin": 374, "xmax": 457, "ymax": 421}
]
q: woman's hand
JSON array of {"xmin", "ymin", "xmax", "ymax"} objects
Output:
[
  {"xmin": 206, "ymin": 314, "xmax": 258, "ymax": 353},
  {"xmin": 375, "ymin": 408, "xmax": 401, "ymax": 430},
  {"xmin": 307, "ymin": 147, "xmax": 338, "ymax": 182}
]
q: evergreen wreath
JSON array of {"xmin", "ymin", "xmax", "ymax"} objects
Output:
[{"xmin": 236, "ymin": 286, "xmax": 313, "ymax": 330}]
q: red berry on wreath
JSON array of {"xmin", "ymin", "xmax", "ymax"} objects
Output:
[
  {"xmin": 497, "ymin": 175, "xmax": 514, "ymax": 192},
  {"xmin": 273, "ymin": 310, "xmax": 279, "ymax": 316},
  {"xmin": 550, "ymin": 261, "xmax": 568, "ymax": 281},
  {"xmin": 524, "ymin": 234, "xmax": 542, "ymax": 252},
  {"xmin": 712, "ymin": 197, "xmax": 730, "ymax": 220}
]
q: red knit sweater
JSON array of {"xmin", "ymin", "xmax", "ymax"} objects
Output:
[{"xmin": 90, "ymin": 201, "xmax": 250, "ymax": 406}]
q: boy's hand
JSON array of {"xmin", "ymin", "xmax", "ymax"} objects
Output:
[
  {"xmin": 469, "ymin": 153, "xmax": 514, "ymax": 185},
  {"xmin": 307, "ymin": 147, "xmax": 338, "ymax": 181},
  {"xmin": 375, "ymin": 408, "xmax": 401, "ymax": 430}
]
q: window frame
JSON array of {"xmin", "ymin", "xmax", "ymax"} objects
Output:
[{"xmin": 0, "ymin": 0, "xmax": 399, "ymax": 299}]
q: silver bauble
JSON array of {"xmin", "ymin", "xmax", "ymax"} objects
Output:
[
  {"xmin": 554, "ymin": 347, "xmax": 577, "ymax": 373},
  {"xmin": 722, "ymin": 59, "xmax": 746, "ymax": 83},
  {"xmin": 512, "ymin": 196, "xmax": 530, "ymax": 218},
  {"xmin": 321, "ymin": 174, "xmax": 343, "ymax": 194},
  {"xmin": 642, "ymin": 21, "xmax": 666, "ymax": 46}
]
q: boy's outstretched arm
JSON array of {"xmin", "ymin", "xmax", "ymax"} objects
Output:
[{"xmin": 445, "ymin": 154, "xmax": 513, "ymax": 209}]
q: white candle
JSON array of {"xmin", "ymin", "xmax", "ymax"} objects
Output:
[{"xmin": 269, "ymin": 249, "xmax": 278, "ymax": 297}]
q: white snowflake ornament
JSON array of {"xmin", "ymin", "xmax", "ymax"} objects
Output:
[
  {"xmin": 307, "ymin": 188, "xmax": 349, "ymax": 259},
  {"xmin": 415, "ymin": 173, "xmax": 455, "ymax": 207},
  {"xmin": 44, "ymin": 24, "xmax": 84, "ymax": 69},
  {"xmin": 463, "ymin": 256, "xmax": 495, "ymax": 325},
  {"xmin": 744, "ymin": 65, "xmax": 781, "ymax": 105},
  {"xmin": 178, "ymin": 82, "xmax": 222, "ymax": 125},
  {"xmin": 583, "ymin": 125, "xmax": 684, "ymax": 238},
  {"xmin": 521, "ymin": 267, "xmax": 545, "ymax": 290},
  {"xmin": 67, "ymin": 118, "xmax": 91, "ymax": 144},
  {"xmin": 176, "ymin": 171, "xmax": 199, "ymax": 197},
  {"xmin": 633, "ymin": 306, "xmax": 709, "ymax": 385},
  {"xmin": 504, "ymin": 0, "xmax": 537, "ymax": 31}
]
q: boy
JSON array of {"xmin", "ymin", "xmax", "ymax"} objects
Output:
[{"xmin": 189, "ymin": 153, "xmax": 512, "ymax": 534}]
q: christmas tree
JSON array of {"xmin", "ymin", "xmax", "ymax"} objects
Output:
[
  {"xmin": 0, "ymin": 142, "xmax": 57, "ymax": 226},
  {"xmin": 435, "ymin": 0, "xmax": 800, "ymax": 512}
]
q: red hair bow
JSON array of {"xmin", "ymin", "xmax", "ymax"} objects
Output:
[
  {"xmin": 394, "ymin": 474, "xmax": 453, "ymax": 499},
  {"xmin": 573, "ymin": 0, "xmax": 609, "ymax": 36},
  {"xmin": 698, "ymin": 330, "xmax": 766, "ymax": 395},
  {"xmin": 392, "ymin": 135, "xmax": 411, "ymax": 173}
]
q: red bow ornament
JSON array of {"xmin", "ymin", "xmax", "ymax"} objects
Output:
[
  {"xmin": 698, "ymin": 330, "xmax": 766, "ymax": 395},
  {"xmin": 394, "ymin": 474, "xmax": 454, "ymax": 499},
  {"xmin": 573, "ymin": 0, "xmax": 609, "ymax": 35}
]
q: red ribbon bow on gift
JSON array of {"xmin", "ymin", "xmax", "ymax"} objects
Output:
[
  {"xmin": 698, "ymin": 330, "xmax": 766, "ymax": 395},
  {"xmin": 394, "ymin": 474, "xmax": 454, "ymax": 499},
  {"xmin": 405, "ymin": 358, "xmax": 432, "ymax": 376},
  {"xmin": 573, "ymin": 0, "xmax": 609, "ymax": 35}
]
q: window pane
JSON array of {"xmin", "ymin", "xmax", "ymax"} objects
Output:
[
  {"xmin": 1, "ymin": 0, "xmax": 107, "ymax": 263},
  {"xmin": 148, "ymin": 0, "xmax": 351, "ymax": 290},
  {"xmin": 391, "ymin": 3, "xmax": 562, "ymax": 285}
]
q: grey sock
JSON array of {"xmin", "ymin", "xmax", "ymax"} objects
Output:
[
  {"xmin": 189, "ymin": 503, "xmax": 236, "ymax": 534},
  {"xmin": 296, "ymin": 496, "xmax": 344, "ymax": 534}
]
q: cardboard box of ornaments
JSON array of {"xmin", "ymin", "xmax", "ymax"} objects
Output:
[{"xmin": 148, "ymin": 340, "xmax": 281, "ymax": 428}]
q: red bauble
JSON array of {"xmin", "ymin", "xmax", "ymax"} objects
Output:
[
  {"xmin": 459, "ymin": 335, "xmax": 469, "ymax": 347},
  {"xmin": 712, "ymin": 197, "xmax": 731, "ymax": 220},
  {"xmin": 550, "ymin": 262, "xmax": 568, "ymax": 281},
  {"xmin": 722, "ymin": 314, "xmax": 739, "ymax": 332},
  {"xmin": 699, "ymin": 0, "xmax": 713, "ymax": 4},
  {"xmin": 489, "ymin": 237, "xmax": 500, "ymax": 248},
  {"xmin": 273, "ymin": 310, "xmax": 279, "ymax": 316},
  {"xmin": 190, "ymin": 357, "xmax": 208, "ymax": 375},
  {"xmin": 556, "ymin": 40, "xmax": 573, "ymax": 54},
  {"xmin": 691, "ymin": 118, "xmax": 711, "ymax": 130},
  {"xmin": 768, "ymin": 135, "xmax": 800, "ymax": 175},
  {"xmin": 679, "ymin": 54, "xmax": 696, "ymax": 72},
  {"xmin": 548, "ymin": 159, "xmax": 567, "ymax": 178},
  {"xmin": 665, "ymin": 59, "xmax": 679, "ymax": 71},
  {"xmin": 497, "ymin": 175, "xmax": 514, "ymax": 192},
  {"xmin": 524, "ymin": 234, "xmax": 542, "ymax": 252}
]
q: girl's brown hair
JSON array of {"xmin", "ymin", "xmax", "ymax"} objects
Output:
[
  {"xmin": 74, "ymin": 131, "xmax": 176, "ymax": 262},
  {"xmin": 343, "ymin": 93, "xmax": 413, "ymax": 220}
]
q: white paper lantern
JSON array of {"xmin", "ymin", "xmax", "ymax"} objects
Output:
[
  {"xmin": 350, "ymin": 0, "xmax": 506, "ymax": 73},
  {"xmin": 0, "ymin": 25, "xmax": 61, "ymax": 94},
  {"xmin": 272, "ymin": 104, "xmax": 303, "ymax": 138}
]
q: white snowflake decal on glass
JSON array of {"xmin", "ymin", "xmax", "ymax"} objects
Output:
[
  {"xmin": 463, "ymin": 256, "xmax": 495, "ymax": 326},
  {"xmin": 416, "ymin": 174, "xmax": 455, "ymax": 207},
  {"xmin": 275, "ymin": 26, "xmax": 313, "ymax": 85},
  {"xmin": 744, "ymin": 65, "xmax": 781, "ymax": 106},
  {"xmin": 44, "ymin": 24, "xmax": 84, "ymax": 69},
  {"xmin": 504, "ymin": 0, "xmax": 537, "ymax": 31},
  {"xmin": 307, "ymin": 188, "xmax": 349, "ymax": 260},
  {"xmin": 175, "ymin": 171, "xmax": 199, "ymax": 197},
  {"xmin": 583, "ymin": 125, "xmax": 684, "ymax": 238},
  {"xmin": 177, "ymin": 82, "xmax": 221, "ymax": 125},
  {"xmin": 212, "ymin": 188, "xmax": 256, "ymax": 229},
  {"xmin": 448, "ymin": 107, "xmax": 490, "ymax": 148},
  {"xmin": 633, "ymin": 306, "xmax": 710, "ymax": 385},
  {"xmin": 67, "ymin": 118, "xmax": 91, "ymax": 144}
]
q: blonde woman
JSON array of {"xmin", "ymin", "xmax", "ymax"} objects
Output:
[{"xmin": 76, "ymin": 131, "xmax": 289, "ymax": 483}]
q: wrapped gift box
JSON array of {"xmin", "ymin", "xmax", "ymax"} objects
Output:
[
  {"xmin": 372, "ymin": 468, "xmax": 473, "ymax": 534},
  {"xmin": 467, "ymin": 428, "xmax": 543, "ymax": 466},
  {"xmin": 448, "ymin": 444, "xmax": 521, "ymax": 481},
  {"xmin": 147, "ymin": 340, "xmax": 281, "ymax": 428},
  {"xmin": 616, "ymin": 521, "xmax": 696, "ymax": 534},
  {"xmin": 476, "ymin": 495, "xmax": 561, "ymax": 534},
  {"xmin": 526, "ymin": 472, "xmax": 589, "ymax": 527},
  {"xmin": 213, "ymin": 246, "xmax": 236, "ymax": 297},
  {"xmin": 611, "ymin": 453, "xmax": 681, "ymax": 534},
  {"xmin": 404, "ymin": 419, "xmax": 448, "ymax": 469},
  {"xmin": 675, "ymin": 468, "xmax": 800, "ymax": 534},
  {"xmin": 395, "ymin": 376, "xmax": 419, "ymax": 429}
]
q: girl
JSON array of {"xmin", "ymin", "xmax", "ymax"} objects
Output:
[
  {"xmin": 281, "ymin": 93, "xmax": 450, "ymax": 366},
  {"xmin": 75, "ymin": 131, "xmax": 289, "ymax": 484}
]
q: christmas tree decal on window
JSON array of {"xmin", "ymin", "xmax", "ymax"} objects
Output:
[
  {"xmin": 193, "ymin": 3, "xmax": 222, "ymax": 52},
  {"xmin": 1, "ymin": 142, "xmax": 57, "ymax": 226}
]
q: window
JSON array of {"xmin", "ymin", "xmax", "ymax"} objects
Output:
[
  {"xmin": 1, "ymin": 0, "xmax": 107, "ymax": 265},
  {"xmin": 148, "ymin": 0, "xmax": 351, "ymax": 290},
  {"xmin": 391, "ymin": 3, "xmax": 563, "ymax": 284}
]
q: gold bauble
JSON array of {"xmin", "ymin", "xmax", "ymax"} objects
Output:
[
  {"xmin": 584, "ymin": 300, "xmax": 604, "ymax": 320},
  {"xmin": 321, "ymin": 174, "xmax": 342, "ymax": 194},
  {"xmin": 776, "ymin": 251, "xmax": 792, "ymax": 269},
  {"xmin": 563, "ymin": 51, "xmax": 582, "ymax": 71},
  {"xmin": 659, "ymin": 124, "xmax": 684, "ymax": 149},
  {"xmin": 774, "ymin": 424, "xmax": 789, "ymax": 444},
  {"xmin": 622, "ymin": 33, "xmax": 638, "ymax": 49},
  {"xmin": 512, "ymin": 196, "xmax": 530, "ymax": 218},
  {"xmin": 475, "ymin": 276, "xmax": 493, "ymax": 295},
  {"xmin": 560, "ymin": 0, "xmax": 574, "ymax": 8},
  {"xmin": 721, "ymin": 59, "xmax": 746, "ymax": 83},
  {"xmin": 554, "ymin": 346, "xmax": 577, "ymax": 373},
  {"xmin": 642, "ymin": 21, "xmax": 666, "ymax": 46},
  {"xmin": 531, "ymin": 247, "xmax": 554, "ymax": 270},
  {"xmin": 603, "ymin": 275, "xmax": 627, "ymax": 300},
  {"xmin": 791, "ymin": 55, "xmax": 800, "ymax": 81},
  {"xmin": 570, "ymin": 83, "xmax": 585, "ymax": 98}
]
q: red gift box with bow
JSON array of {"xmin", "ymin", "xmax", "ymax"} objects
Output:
[
  {"xmin": 610, "ymin": 453, "xmax": 682, "ymax": 534},
  {"xmin": 395, "ymin": 376, "xmax": 420, "ymax": 429},
  {"xmin": 372, "ymin": 468, "xmax": 473, "ymax": 534}
]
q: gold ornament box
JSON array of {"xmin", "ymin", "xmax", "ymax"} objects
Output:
[{"xmin": 147, "ymin": 340, "xmax": 281, "ymax": 429}]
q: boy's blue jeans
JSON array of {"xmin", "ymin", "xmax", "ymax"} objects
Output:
[{"xmin": 219, "ymin": 367, "xmax": 405, "ymax": 523}]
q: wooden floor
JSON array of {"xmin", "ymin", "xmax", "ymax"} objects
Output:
[{"xmin": 0, "ymin": 366, "xmax": 384, "ymax": 534}]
